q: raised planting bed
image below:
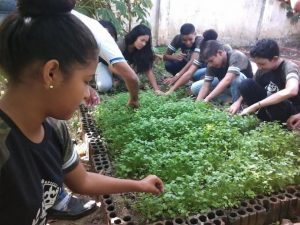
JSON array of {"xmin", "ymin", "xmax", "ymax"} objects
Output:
[{"xmin": 80, "ymin": 92, "xmax": 300, "ymax": 225}]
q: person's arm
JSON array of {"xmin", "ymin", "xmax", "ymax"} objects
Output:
[
  {"xmin": 163, "ymin": 51, "xmax": 186, "ymax": 62},
  {"xmin": 240, "ymin": 77, "xmax": 299, "ymax": 115},
  {"xmin": 110, "ymin": 62, "xmax": 140, "ymax": 107},
  {"xmin": 177, "ymin": 52, "xmax": 200, "ymax": 77},
  {"xmin": 163, "ymin": 36, "xmax": 185, "ymax": 62},
  {"xmin": 228, "ymin": 96, "xmax": 243, "ymax": 115},
  {"xmin": 75, "ymin": 15, "xmax": 140, "ymax": 107},
  {"xmin": 64, "ymin": 162, "xmax": 164, "ymax": 195},
  {"xmin": 204, "ymin": 72, "xmax": 236, "ymax": 102},
  {"xmin": 196, "ymin": 81, "xmax": 211, "ymax": 101},
  {"xmin": 163, "ymin": 60, "xmax": 194, "ymax": 86},
  {"xmin": 163, "ymin": 55, "xmax": 196, "ymax": 86},
  {"xmin": 145, "ymin": 69, "xmax": 162, "ymax": 94},
  {"xmin": 166, "ymin": 64, "xmax": 199, "ymax": 94}
]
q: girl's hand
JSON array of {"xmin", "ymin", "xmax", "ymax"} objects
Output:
[{"xmin": 139, "ymin": 175, "xmax": 164, "ymax": 195}]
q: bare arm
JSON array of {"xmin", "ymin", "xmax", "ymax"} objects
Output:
[
  {"xmin": 64, "ymin": 162, "xmax": 164, "ymax": 195},
  {"xmin": 205, "ymin": 73, "xmax": 236, "ymax": 102},
  {"xmin": 196, "ymin": 80, "xmax": 211, "ymax": 101},
  {"xmin": 240, "ymin": 77, "xmax": 299, "ymax": 115},
  {"xmin": 167, "ymin": 64, "xmax": 198, "ymax": 93},
  {"xmin": 145, "ymin": 69, "xmax": 160, "ymax": 91},
  {"xmin": 177, "ymin": 52, "xmax": 200, "ymax": 76},
  {"xmin": 164, "ymin": 53, "xmax": 201, "ymax": 86},
  {"xmin": 110, "ymin": 62, "xmax": 139, "ymax": 106},
  {"xmin": 163, "ymin": 49, "xmax": 185, "ymax": 62},
  {"xmin": 163, "ymin": 54, "xmax": 181, "ymax": 61}
]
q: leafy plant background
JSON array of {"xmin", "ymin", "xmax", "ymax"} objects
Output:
[
  {"xmin": 95, "ymin": 92, "xmax": 300, "ymax": 221},
  {"xmin": 75, "ymin": 0, "xmax": 153, "ymax": 34}
]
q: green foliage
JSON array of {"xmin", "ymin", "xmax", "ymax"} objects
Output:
[
  {"xmin": 75, "ymin": 0, "xmax": 153, "ymax": 34},
  {"xmin": 94, "ymin": 92, "xmax": 300, "ymax": 221}
]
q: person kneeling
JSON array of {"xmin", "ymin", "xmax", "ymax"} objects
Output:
[
  {"xmin": 229, "ymin": 39, "xmax": 300, "ymax": 123},
  {"xmin": 194, "ymin": 40, "xmax": 253, "ymax": 104}
]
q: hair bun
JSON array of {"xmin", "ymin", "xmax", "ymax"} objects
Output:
[
  {"xmin": 203, "ymin": 29, "xmax": 218, "ymax": 42},
  {"xmin": 18, "ymin": 0, "xmax": 76, "ymax": 16}
]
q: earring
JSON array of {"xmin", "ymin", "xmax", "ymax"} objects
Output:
[{"xmin": 49, "ymin": 85, "xmax": 54, "ymax": 89}]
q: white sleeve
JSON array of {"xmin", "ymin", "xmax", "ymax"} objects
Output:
[{"xmin": 71, "ymin": 10, "xmax": 126, "ymax": 65}]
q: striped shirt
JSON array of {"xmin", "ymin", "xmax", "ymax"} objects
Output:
[
  {"xmin": 204, "ymin": 49, "xmax": 253, "ymax": 82},
  {"xmin": 72, "ymin": 10, "xmax": 126, "ymax": 65},
  {"xmin": 166, "ymin": 35, "xmax": 203, "ymax": 61}
]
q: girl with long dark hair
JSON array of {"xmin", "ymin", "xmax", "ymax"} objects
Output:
[{"xmin": 118, "ymin": 24, "xmax": 163, "ymax": 94}]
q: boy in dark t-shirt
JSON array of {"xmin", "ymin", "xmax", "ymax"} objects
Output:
[
  {"xmin": 164, "ymin": 29, "xmax": 222, "ymax": 95},
  {"xmin": 194, "ymin": 40, "xmax": 253, "ymax": 103},
  {"xmin": 229, "ymin": 39, "xmax": 300, "ymax": 122},
  {"xmin": 163, "ymin": 23, "xmax": 203, "ymax": 85}
]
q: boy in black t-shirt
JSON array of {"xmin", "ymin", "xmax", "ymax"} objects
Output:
[
  {"xmin": 163, "ymin": 23, "xmax": 203, "ymax": 85},
  {"xmin": 229, "ymin": 39, "xmax": 300, "ymax": 122}
]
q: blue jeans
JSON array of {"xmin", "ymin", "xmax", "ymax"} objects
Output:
[
  {"xmin": 192, "ymin": 68, "xmax": 206, "ymax": 81},
  {"xmin": 190, "ymin": 73, "xmax": 247, "ymax": 102}
]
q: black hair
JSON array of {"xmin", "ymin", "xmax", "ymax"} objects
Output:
[
  {"xmin": 18, "ymin": 0, "xmax": 75, "ymax": 16},
  {"xmin": 203, "ymin": 29, "xmax": 218, "ymax": 41},
  {"xmin": 180, "ymin": 23, "xmax": 195, "ymax": 35},
  {"xmin": 250, "ymin": 38, "xmax": 280, "ymax": 60},
  {"xmin": 124, "ymin": 24, "xmax": 154, "ymax": 74},
  {"xmin": 99, "ymin": 20, "xmax": 118, "ymax": 41},
  {"xmin": 200, "ymin": 29, "xmax": 219, "ymax": 51},
  {"xmin": 200, "ymin": 40, "xmax": 224, "ymax": 61},
  {"xmin": 0, "ymin": 0, "xmax": 98, "ymax": 83}
]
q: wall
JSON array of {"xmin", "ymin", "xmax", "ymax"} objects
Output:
[{"xmin": 149, "ymin": 0, "xmax": 300, "ymax": 47}]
